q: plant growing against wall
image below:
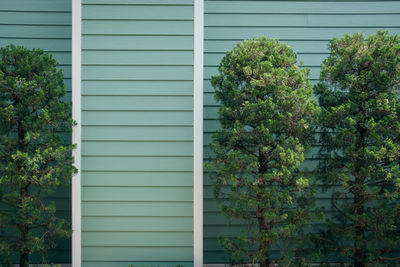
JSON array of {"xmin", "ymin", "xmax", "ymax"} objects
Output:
[
  {"xmin": 315, "ymin": 31, "xmax": 400, "ymax": 266},
  {"xmin": 209, "ymin": 36, "xmax": 320, "ymax": 266},
  {"xmin": 0, "ymin": 45, "xmax": 76, "ymax": 266}
]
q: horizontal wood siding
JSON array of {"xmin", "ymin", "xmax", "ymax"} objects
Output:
[
  {"xmin": 203, "ymin": 0, "xmax": 400, "ymax": 263},
  {"xmin": 0, "ymin": 0, "xmax": 71, "ymax": 263},
  {"xmin": 81, "ymin": 0, "xmax": 194, "ymax": 266}
]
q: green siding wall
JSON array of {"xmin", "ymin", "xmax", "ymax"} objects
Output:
[
  {"xmin": 203, "ymin": 0, "xmax": 400, "ymax": 263},
  {"xmin": 0, "ymin": 0, "xmax": 72, "ymax": 263},
  {"xmin": 80, "ymin": 0, "xmax": 194, "ymax": 266}
]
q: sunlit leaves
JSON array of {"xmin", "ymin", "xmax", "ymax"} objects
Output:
[
  {"xmin": 316, "ymin": 31, "xmax": 400, "ymax": 264},
  {"xmin": 209, "ymin": 36, "xmax": 320, "ymax": 265},
  {"xmin": 0, "ymin": 45, "xmax": 76, "ymax": 265}
]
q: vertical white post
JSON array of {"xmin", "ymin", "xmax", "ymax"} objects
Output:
[
  {"xmin": 193, "ymin": 0, "xmax": 204, "ymax": 266},
  {"xmin": 71, "ymin": 0, "xmax": 82, "ymax": 266}
]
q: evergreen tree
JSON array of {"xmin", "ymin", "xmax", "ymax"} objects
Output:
[
  {"xmin": 315, "ymin": 31, "xmax": 400, "ymax": 266},
  {"xmin": 209, "ymin": 36, "xmax": 320, "ymax": 266},
  {"xmin": 0, "ymin": 45, "xmax": 76, "ymax": 266}
]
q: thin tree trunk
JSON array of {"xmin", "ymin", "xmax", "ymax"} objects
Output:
[
  {"xmin": 354, "ymin": 118, "xmax": 367, "ymax": 267},
  {"xmin": 18, "ymin": 123, "xmax": 30, "ymax": 267},
  {"xmin": 258, "ymin": 150, "xmax": 270, "ymax": 267},
  {"xmin": 354, "ymin": 179, "xmax": 366, "ymax": 267},
  {"xmin": 19, "ymin": 248, "xmax": 29, "ymax": 267},
  {"xmin": 257, "ymin": 213, "xmax": 271, "ymax": 267},
  {"xmin": 18, "ymin": 184, "xmax": 30, "ymax": 267}
]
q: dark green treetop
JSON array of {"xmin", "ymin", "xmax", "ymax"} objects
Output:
[
  {"xmin": 315, "ymin": 31, "xmax": 400, "ymax": 266},
  {"xmin": 0, "ymin": 45, "xmax": 76, "ymax": 266},
  {"xmin": 209, "ymin": 36, "xmax": 320, "ymax": 266}
]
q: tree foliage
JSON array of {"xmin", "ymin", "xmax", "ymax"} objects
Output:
[
  {"xmin": 315, "ymin": 31, "xmax": 400, "ymax": 266},
  {"xmin": 209, "ymin": 36, "xmax": 320, "ymax": 266},
  {"xmin": 0, "ymin": 45, "xmax": 76, "ymax": 266}
]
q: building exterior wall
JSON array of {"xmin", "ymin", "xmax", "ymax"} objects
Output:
[
  {"xmin": 203, "ymin": 0, "xmax": 400, "ymax": 263},
  {"xmin": 80, "ymin": 0, "xmax": 195, "ymax": 266},
  {"xmin": 2, "ymin": 0, "xmax": 400, "ymax": 265},
  {"xmin": 0, "ymin": 0, "xmax": 72, "ymax": 263}
]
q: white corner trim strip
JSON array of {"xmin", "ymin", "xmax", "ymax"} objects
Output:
[
  {"xmin": 194, "ymin": 0, "xmax": 204, "ymax": 266},
  {"xmin": 71, "ymin": 0, "xmax": 81, "ymax": 266}
]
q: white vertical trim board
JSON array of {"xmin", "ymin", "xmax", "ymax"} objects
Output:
[
  {"xmin": 71, "ymin": 0, "xmax": 82, "ymax": 266},
  {"xmin": 193, "ymin": 0, "xmax": 204, "ymax": 266}
]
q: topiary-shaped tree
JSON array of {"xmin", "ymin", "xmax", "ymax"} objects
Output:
[
  {"xmin": 0, "ymin": 45, "xmax": 76, "ymax": 267},
  {"xmin": 209, "ymin": 36, "xmax": 320, "ymax": 266},
  {"xmin": 315, "ymin": 30, "xmax": 400, "ymax": 266}
]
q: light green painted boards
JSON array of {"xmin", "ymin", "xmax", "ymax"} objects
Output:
[
  {"xmin": 203, "ymin": 0, "xmax": 400, "ymax": 263},
  {"xmin": 2, "ymin": 0, "xmax": 399, "ymax": 265},
  {"xmin": 81, "ymin": 0, "xmax": 195, "ymax": 266}
]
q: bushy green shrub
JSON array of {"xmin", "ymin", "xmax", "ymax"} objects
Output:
[
  {"xmin": 209, "ymin": 36, "xmax": 320, "ymax": 266},
  {"xmin": 315, "ymin": 30, "xmax": 400, "ymax": 266},
  {"xmin": 0, "ymin": 45, "xmax": 76, "ymax": 266}
]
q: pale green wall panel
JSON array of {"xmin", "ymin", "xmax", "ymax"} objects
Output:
[
  {"xmin": 82, "ymin": 96, "xmax": 193, "ymax": 111},
  {"xmin": 205, "ymin": 14, "xmax": 400, "ymax": 27},
  {"xmin": 83, "ymin": 20, "xmax": 193, "ymax": 35},
  {"xmin": 82, "ymin": 232, "xmax": 193, "ymax": 247},
  {"xmin": 0, "ymin": 25, "xmax": 71, "ymax": 38},
  {"xmin": 82, "ymin": 35, "xmax": 194, "ymax": 50},
  {"xmin": 203, "ymin": 0, "xmax": 400, "ymax": 263},
  {"xmin": 82, "ymin": 141, "xmax": 193, "ymax": 156},
  {"xmin": 81, "ymin": 172, "xmax": 193, "ymax": 187},
  {"xmin": 81, "ymin": 263, "xmax": 193, "ymax": 267},
  {"xmin": 83, "ymin": 5, "xmax": 193, "ymax": 19},
  {"xmin": 82, "ymin": 247, "xmax": 193, "ymax": 261},
  {"xmin": 82, "ymin": 202, "xmax": 193, "ymax": 217},
  {"xmin": 82, "ymin": 66, "xmax": 193, "ymax": 80},
  {"xmin": 81, "ymin": 0, "xmax": 194, "ymax": 266},
  {"xmin": 205, "ymin": 1, "xmax": 400, "ymax": 14},
  {"xmin": 1, "ymin": 0, "xmax": 70, "ymax": 11},
  {"xmin": 82, "ymin": 126, "xmax": 193, "ymax": 141},
  {"xmin": 82, "ymin": 157, "xmax": 193, "ymax": 172},
  {"xmin": 81, "ymin": 187, "xmax": 193, "ymax": 201},
  {"xmin": 0, "ymin": 0, "xmax": 72, "ymax": 263},
  {"xmin": 205, "ymin": 27, "xmax": 399, "ymax": 40},
  {"xmin": 82, "ymin": 111, "xmax": 193, "ymax": 126},
  {"xmin": 82, "ymin": 217, "xmax": 194, "ymax": 231},
  {"xmin": 82, "ymin": 51, "xmax": 194, "ymax": 65},
  {"xmin": 0, "ymin": 11, "xmax": 71, "ymax": 25},
  {"xmin": 83, "ymin": 0, "xmax": 192, "ymax": 4},
  {"xmin": 82, "ymin": 81, "xmax": 194, "ymax": 95}
]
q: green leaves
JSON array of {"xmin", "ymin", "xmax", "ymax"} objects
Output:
[
  {"xmin": 210, "ymin": 30, "xmax": 400, "ymax": 266},
  {"xmin": 209, "ymin": 36, "xmax": 320, "ymax": 265},
  {"xmin": 0, "ymin": 45, "xmax": 76, "ymax": 265},
  {"xmin": 316, "ymin": 31, "xmax": 400, "ymax": 265}
]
